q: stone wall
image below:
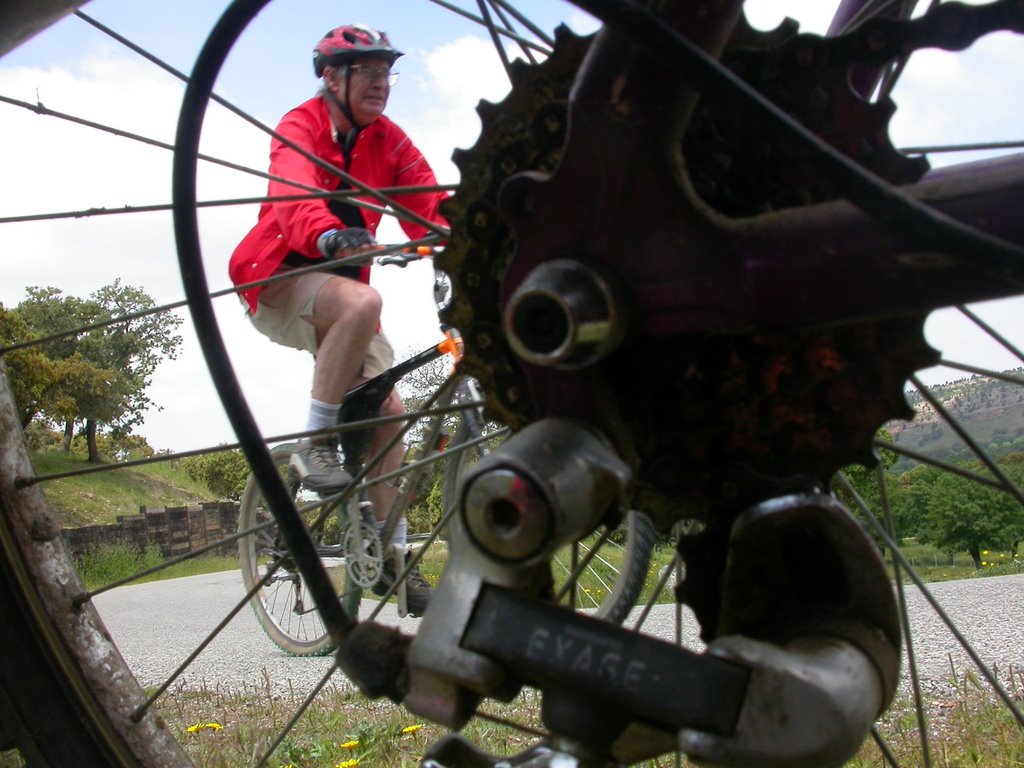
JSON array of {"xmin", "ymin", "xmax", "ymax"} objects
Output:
[{"xmin": 61, "ymin": 501, "xmax": 240, "ymax": 560}]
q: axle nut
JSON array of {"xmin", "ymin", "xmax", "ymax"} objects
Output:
[{"xmin": 463, "ymin": 468, "xmax": 551, "ymax": 561}]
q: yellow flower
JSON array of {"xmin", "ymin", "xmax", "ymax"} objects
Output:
[
  {"xmin": 336, "ymin": 760, "xmax": 360, "ymax": 768},
  {"xmin": 401, "ymin": 724, "xmax": 424, "ymax": 735},
  {"xmin": 185, "ymin": 722, "xmax": 223, "ymax": 734},
  {"xmin": 341, "ymin": 740, "xmax": 360, "ymax": 749},
  {"xmin": 982, "ymin": 561, "xmax": 988, "ymax": 566},
  {"xmin": 982, "ymin": 550, "xmax": 989, "ymax": 555}
]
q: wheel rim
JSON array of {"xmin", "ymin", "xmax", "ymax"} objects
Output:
[{"xmin": 239, "ymin": 444, "xmax": 338, "ymax": 655}]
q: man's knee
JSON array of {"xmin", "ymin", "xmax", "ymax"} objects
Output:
[
  {"xmin": 373, "ymin": 392, "xmax": 405, "ymax": 442},
  {"xmin": 380, "ymin": 390, "xmax": 404, "ymax": 419},
  {"xmin": 316, "ymin": 278, "xmax": 383, "ymax": 324},
  {"xmin": 317, "ymin": 278, "xmax": 382, "ymax": 313}
]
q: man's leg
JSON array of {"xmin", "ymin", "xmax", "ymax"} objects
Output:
[
  {"xmin": 364, "ymin": 387, "xmax": 407, "ymax": 527},
  {"xmin": 358, "ymin": 371, "xmax": 433, "ymax": 617},
  {"xmin": 310, "ymin": 276, "xmax": 382, "ymax": 403},
  {"xmin": 291, "ymin": 275, "xmax": 383, "ymax": 493}
]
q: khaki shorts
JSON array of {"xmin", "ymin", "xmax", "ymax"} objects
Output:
[{"xmin": 248, "ymin": 271, "xmax": 394, "ymax": 380}]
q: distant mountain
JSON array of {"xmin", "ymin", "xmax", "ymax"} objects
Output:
[{"xmin": 885, "ymin": 368, "xmax": 1024, "ymax": 468}]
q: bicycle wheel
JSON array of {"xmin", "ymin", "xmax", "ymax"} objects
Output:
[
  {"xmin": 238, "ymin": 442, "xmax": 341, "ymax": 656},
  {"xmin": 442, "ymin": 418, "xmax": 657, "ymax": 623},
  {"xmin": 0, "ymin": 363, "xmax": 192, "ymax": 767},
  {"xmin": 2, "ymin": 2, "xmax": 1024, "ymax": 768}
]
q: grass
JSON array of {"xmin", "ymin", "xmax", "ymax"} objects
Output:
[
  {"xmin": 84, "ymin": 522, "xmax": 1013, "ymax": 613},
  {"xmin": 32, "ymin": 448, "xmax": 213, "ymax": 527},
  {"xmin": 74, "ymin": 541, "xmax": 238, "ymax": 591},
  {"xmin": 850, "ymin": 664, "xmax": 1024, "ymax": 767},
  {"xmin": 20, "ymin": 445, "xmax": 1024, "ymax": 767},
  {"xmin": 886, "ymin": 539, "xmax": 1023, "ymax": 584},
  {"xmin": 156, "ymin": 679, "xmax": 545, "ymax": 768},
  {"xmin": 148, "ymin": 663, "xmax": 1024, "ymax": 768},
  {"xmin": 3, "ymin": 668, "xmax": 1021, "ymax": 768},
  {"xmin": 33, "ymin": 438, "xmax": 1018, "ymax": 597},
  {"xmin": 25, "ymin": 447, "xmax": 240, "ymax": 590}
]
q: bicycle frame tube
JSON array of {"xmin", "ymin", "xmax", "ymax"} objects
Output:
[
  {"xmin": 337, "ymin": 334, "xmax": 459, "ymax": 462},
  {"xmin": 735, "ymin": 153, "xmax": 1024, "ymax": 330}
]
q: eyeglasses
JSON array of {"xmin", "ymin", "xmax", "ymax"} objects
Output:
[{"xmin": 347, "ymin": 64, "xmax": 399, "ymax": 87}]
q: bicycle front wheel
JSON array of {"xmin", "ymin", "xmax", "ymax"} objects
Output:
[{"xmin": 238, "ymin": 443, "xmax": 341, "ymax": 656}]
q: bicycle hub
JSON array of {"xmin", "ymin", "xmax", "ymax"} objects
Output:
[
  {"xmin": 460, "ymin": 417, "xmax": 631, "ymax": 563},
  {"xmin": 504, "ymin": 259, "xmax": 628, "ymax": 370}
]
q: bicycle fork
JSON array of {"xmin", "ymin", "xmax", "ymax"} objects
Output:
[{"xmin": 339, "ymin": 416, "xmax": 900, "ymax": 767}]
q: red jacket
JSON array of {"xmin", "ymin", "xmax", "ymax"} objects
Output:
[{"xmin": 230, "ymin": 96, "xmax": 448, "ymax": 312}]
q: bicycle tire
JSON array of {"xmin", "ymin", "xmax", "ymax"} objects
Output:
[
  {"xmin": 0, "ymin": 366, "xmax": 192, "ymax": 767},
  {"xmin": 238, "ymin": 443, "xmax": 337, "ymax": 656},
  {"xmin": 442, "ymin": 418, "xmax": 657, "ymax": 623}
]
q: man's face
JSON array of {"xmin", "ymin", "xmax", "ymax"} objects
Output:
[{"xmin": 329, "ymin": 55, "xmax": 393, "ymax": 125}]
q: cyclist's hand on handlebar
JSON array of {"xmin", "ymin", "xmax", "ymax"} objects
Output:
[{"xmin": 318, "ymin": 228, "xmax": 381, "ymax": 265}]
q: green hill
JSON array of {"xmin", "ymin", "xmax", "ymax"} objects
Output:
[
  {"xmin": 886, "ymin": 367, "xmax": 1024, "ymax": 466},
  {"xmin": 30, "ymin": 450, "xmax": 216, "ymax": 528}
]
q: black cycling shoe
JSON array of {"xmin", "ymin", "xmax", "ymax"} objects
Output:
[{"xmin": 372, "ymin": 553, "xmax": 432, "ymax": 617}]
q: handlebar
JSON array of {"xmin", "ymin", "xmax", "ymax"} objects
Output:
[
  {"xmin": 375, "ymin": 244, "xmax": 451, "ymax": 312},
  {"xmin": 377, "ymin": 245, "xmax": 436, "ymax": 268}
]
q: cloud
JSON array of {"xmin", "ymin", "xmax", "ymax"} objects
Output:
[
  {"xmin": 0, "ymin": 49, "xmax": 309, "ymax": 450},
  {"xmin": 0, "ymin": 33, "xmax": 511, "ymax": 451},
  {"xmin": 743, "ymin": 1, "xmax": 839, "ymax": 35},
  {"xmin": 396, "ymin": 34, "xmax": 516, "ymax": 185},
  {"xmin": 889, "ymin": 33, "xmax": 1024, "ymax": 164}
]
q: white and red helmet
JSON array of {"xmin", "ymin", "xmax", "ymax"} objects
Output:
[{"xmin": 313, "ymin": 24, "xmax": 403, "ymax": 77}]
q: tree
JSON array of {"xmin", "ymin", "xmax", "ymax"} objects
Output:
[
  {"xmin": 14, "ymin": 281, "xmax": 183, "ymax": 462},
  {"xmin": 906, "ymin": 456, "xmax": 1024, "ymax": 568},
  {"xmin": 834, "ymin": 429, "xmax": 906, "ymax": 546},
  {"xmin": 0, "ymin": 305, "xmax": 59, "ymax": 428}
]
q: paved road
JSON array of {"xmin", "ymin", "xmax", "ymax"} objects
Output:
[{"xmin": 93, "ymin": 570, "xmax": 1024, "ymax": 700}]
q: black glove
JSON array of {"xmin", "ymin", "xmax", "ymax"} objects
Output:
[{"xmin": 317, "ymin": 227, "xmax": 376, "ymax": 259}]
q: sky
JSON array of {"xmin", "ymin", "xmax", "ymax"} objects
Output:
[{"xmin": 1, "ymin": 0, "xmax": 1022, "ymax": 453}]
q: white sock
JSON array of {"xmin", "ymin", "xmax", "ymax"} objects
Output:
[
  {"xmin": 306, "ymin": 398, "xmax": 341, "ymax": 434},
  {"xmin": 377, "ymin": 517, "xmax": 408, "ymax": 550}
]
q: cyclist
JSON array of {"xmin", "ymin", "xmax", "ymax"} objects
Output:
[{"xmin": 229, "ymin": 23, "xmax": 448, "ymax": 615}]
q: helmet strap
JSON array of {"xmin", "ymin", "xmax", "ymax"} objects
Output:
[{"xmin": 325, "ymin": 65, "xmax": 365, "ymax": 154}]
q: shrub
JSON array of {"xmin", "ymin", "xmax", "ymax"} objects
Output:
[
  {"xmin": 180, "ymin": 448, "xmax": 249, "ymax": 500},
  {"xmin": 75, "ymin": 542, "xmax": 164, "ymax": 590}
]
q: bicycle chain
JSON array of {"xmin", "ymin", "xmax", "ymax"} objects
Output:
[{"xmin": 437, "ymin": 2, "xmax": 1017, "ymax": 530}]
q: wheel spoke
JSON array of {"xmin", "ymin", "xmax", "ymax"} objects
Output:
[{"xmin": 837, "ymin": 474, "xmax": 1024, "ymax": 728}]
